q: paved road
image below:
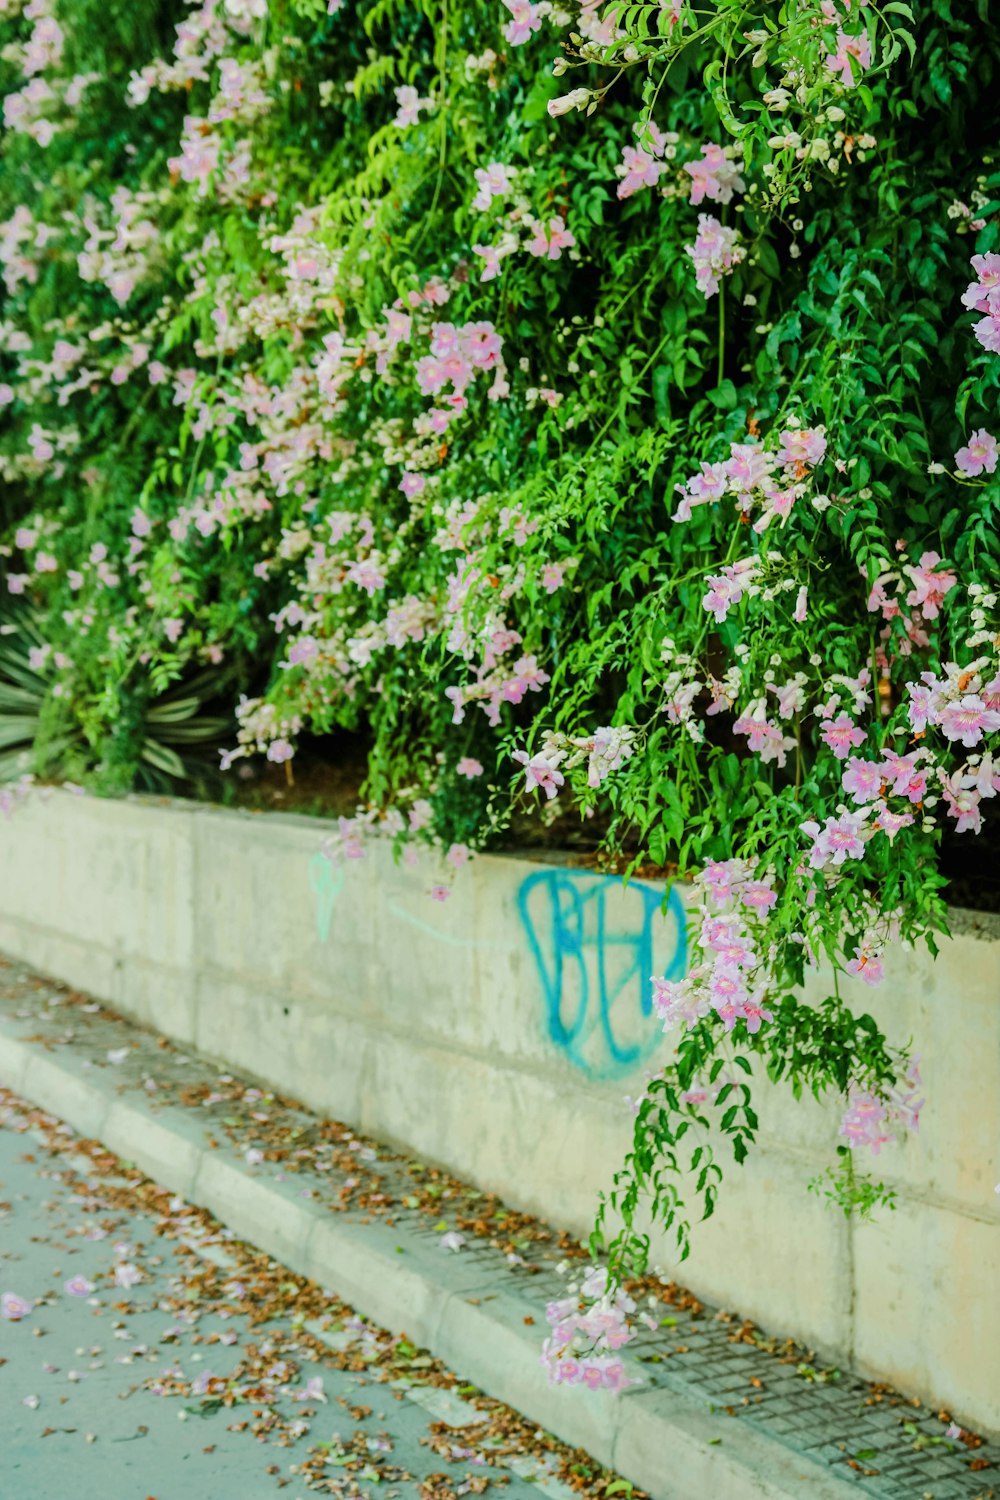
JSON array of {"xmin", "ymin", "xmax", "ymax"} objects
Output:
[{"xmin": 0, "ymin": 1089, "xmax": 583, "ymax": 1500}]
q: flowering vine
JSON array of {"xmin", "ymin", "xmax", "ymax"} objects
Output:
[{"xmin": 1, "ymin": 0, "xmax": 999, "ymax": 1388}]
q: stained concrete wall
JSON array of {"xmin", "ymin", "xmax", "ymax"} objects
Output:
[{"xmin": 0, "ymin": 790, "xmax": 997, "ymax": 1432}]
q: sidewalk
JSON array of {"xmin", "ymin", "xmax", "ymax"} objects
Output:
[
  {"xmin": 0, "ymin": 1083, "xmax": 614, "ymax": 1500},
  {"xmin": 0, "ymin": 953, "xmax": 995, "ymax": 1500}
]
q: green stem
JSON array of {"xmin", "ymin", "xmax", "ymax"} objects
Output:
[{"xmin": 717, "ymin": 280, "xmax": 726, "ymax": 388}]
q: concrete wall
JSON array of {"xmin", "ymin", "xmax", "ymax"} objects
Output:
[{"xmin": 0, "ymin": 789, "xmax": 997, "ymax": 1433}]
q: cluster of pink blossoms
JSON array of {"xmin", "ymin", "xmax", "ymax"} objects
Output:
[
  {"xmin": 840, "ymin": 1058, "xmax": 923, "ymax": 1156},
  {"xmin": 802, "ymin": 646, "xmax": 1000, "ymax": 854},
  {"xmin": 909, "ymin": 659, "xmax": 1000, "ymax": 742},
  {"xmin": 393, "ymin": 85, "xmax": 433, "ymax": 129},
  {"xmin": 541, "ymin": 1265, "xmax": 634, "ymax": 1390},
  {"xmin": 512, "ymin": 724, "xmax": 636, "ymax": 802},
  {"xmin": 674, "ymin": 423, "xmax": 828, "ymax": 531},
  {"xmin": 842, "ymin": 915, "xmax": 896, "ymax": 986},
  {"xmin": 415, "ymin": 320, "xmax": 505, "ymax": 399},
  {"xmin": 684, "ymin": 142, "xmax": 745, "ymax": 205},
  {"xmin": 615, "ymin": 131, "xmax": 744, "ymax": 206},
  {"xmin": 615, "ymin": 121, "xmax": 677, "ymax": 200},
  {"xmin": 961, "ymin": 252, "xmax": 1000, "ymax": 354},
  {"xmin": 867, "ymin": 549, "xmax": 957, "ymax": 668},
  {"xmin": 685, "ymin": 214, "xmax": 745, "ymax": 299},
  {"xmin": 652, "ymin": 860, "xmax": 777, "ymax": 1037},
  {"xmin": 0, "ymin": 0, "xmax": 98, "ymax": 148}
]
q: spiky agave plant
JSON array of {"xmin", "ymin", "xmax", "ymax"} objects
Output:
[
  {"xmin": 0, "ymin": 610, "xmax": 73, "ymax": 782},
  {"xmin": 0, "ymin": 608, "xmax": 235, "ymax": 791},
  {"xmin": 137, "ymin": 664, "xmax": 236, "ymax": 792}
]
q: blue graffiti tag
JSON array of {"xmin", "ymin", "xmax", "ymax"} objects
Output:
[{"xmin": 517, "ymin": 869, "xmax": 687, "ymax": 1079}]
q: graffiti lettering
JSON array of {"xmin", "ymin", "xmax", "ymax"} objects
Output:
[{"xmin": 518, "ymin": 869, "xmax": 687, "ymax": 1079}]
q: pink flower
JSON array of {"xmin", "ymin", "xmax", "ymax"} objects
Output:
[
  {"xmin": 430, "ymin": 884, "xmax": 451, "ymax": 902},
  {"xmin": 881, "ymin": 750, "xmax": 929, "ymax": 810},
  {"xmin": 399, "ymin": 471, "xmax": 426, "ymax": 498},
  {"xmin": 446, "ymin": 842, "xmax": 471, "ymax": 869},
  {"xmin": 742, "ymin": 998, "xmax": 774, "ymax": 1034},
  {"xmin": 777, "ymin": 427, "xmax": 827, "ymax": 469},
  {"xmin": 725, "ymin": 442, "xmax": 777, "ymax": 495},
  {"xmin": 462, "ymin": 321, "xmax": 503, "ymax": 368},
  {"xmin": 684, "ymin": 143, "xmax": 744, "ymax": 206},
  {"xmin": 547, "ymin": 88, "xmax": 591, "ymax": 118},
  {"xmin": 972, "ymin": 313, "xmax": 1000, "ymax": 353},
  {"xmin": 472, "ymin": 244, "xmax": 503, "ymax": 281},
  {"xmin": 512, "ymin": 748, "xmax": 564, "ymax": 800},
  {"xmin": 409, "ymin": 798, "xmax": 434, "ymax": 832},
  {"xmin": 841, "ymin": 757, "xmax": 883, "ymax": 804},
  {"xmin": 741, "ymin": 881, "xmax": 777, "ymax": 911},
  {"xmin": 825, "ymin": 28, "xmax": 871, "ymax": 86},
  {"xmin": 616, "ymin": 146, "xmax": 663, "ymax": 200},
  {"xmin": 502, "ymin": 0, "xmax": 542, "ymax": 45},
  {"xmin": 2, "ymin": 1292, "xmax": 32, "ymax": 1320},
  {"xmin": 526, "ymin": 217, "xmax": 575, "ymax": 260},
  {"xmin": 801, "ymin": 811, "xmax": 868, "ymax": 868},
  {"xmin": 710, "ymin": 969, "xmax": 747, "ymax": 1009},
  {"xmin": 472, "ymin": 161, "xmax": 516, "ymax": 211},
  {"xmin": 346, "ymin": 559, "xmax": 386, "ymax": 594},
  {"xmin": 733, "ymin": 713, "xmax": 795, "ymax": 768},
  {"xmin": 793, "ymin": 585, "xmax": 809, "ymax": 622},
  {"xmin": 702, "ymin": 562, "xmax": 756, "ymax": 622},
  {"xmin": 940, "ymin": 773, "xmax": 984, "ymax": 833},
  {"xmin": 845, "ymin": 953, "xmax": 885, "ymax": 986},
  {"xmin": 700, "ymin": 860, "xmax": 741, "ymax": 905},
  {"xmin": 820, "ymin": 712, "xmax": 867, "ymax": 760},
  {"xmin": 961, "ymin": 252, "xmax": 1000, "ymax": 313},
  {"xmin": 939, "ymin": 694, "xmax": 1000, "ymax": 748},
  {"xmin": 840, "ymin": 1088, "xmax": 893, "ymax": 1154},
  {"xmin": 601, "ymin": 1360, "xmax": 631, "ymax": 1392},
  {"xmin": 954, "ymin": 428, "xmax": 998, "ymax": 476},
  {"xmin": 394, "ymin": 85, "xmax": 430, "ymax": 129},
  {"xmin": 685, "ymin": 214, "xmax": 745, "ymax": 299},
  {"xmin": 114, "ymin": 1262, "xmax": 142, "ymax": 1289},
  {"xmin": 672, "ymin": 460, "xmax": 728, "ymax": 522},
  {"xmin": 456, "ymin": 757, "xmax": 484, "ymax": 779},
  {"xmin": 64, "ymin": 1276, "xmax": 94, "ymax": 1298},
  {"xmin": 872, "ymin": 800, "xmax": 915, "ymax": 841},
  {"xmin": 905, "ymin": 680, "xmax": 938, "ymax": 734},
  {"xmin": 904, "ymin": 551, "xmax": 956, "ymax": 619}
]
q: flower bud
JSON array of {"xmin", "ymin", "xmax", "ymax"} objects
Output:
[{"xmin": 547, "ymin": 87, "xmax": 591, "ymax": 117}]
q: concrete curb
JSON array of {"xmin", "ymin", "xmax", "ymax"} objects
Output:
[{"xmin": 0, "ymin": 1016, "xmax": 861, "ymax": 1500}]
